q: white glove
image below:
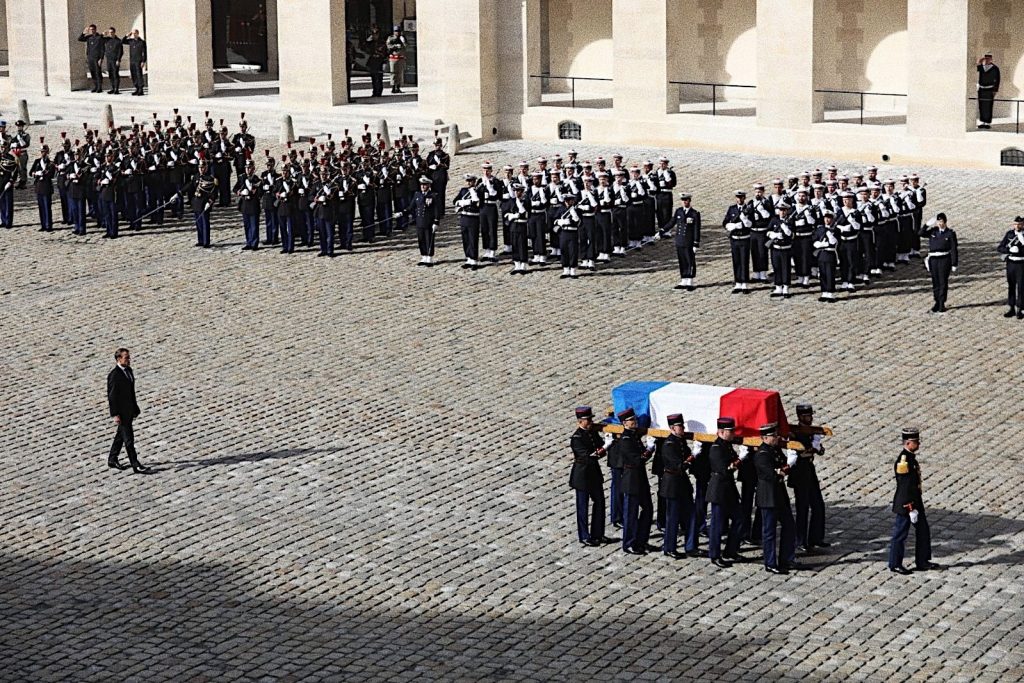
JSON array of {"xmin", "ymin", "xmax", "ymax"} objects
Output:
[
  {"xmin": 692, "ymin": 246, "xmax": 699, "ymax": 253},
  {"xmin": 786, "ymin": 450, "xmax": 798, "ymax": 468},
  {"xmin": 652, "ymin": 232, "xmax": 660, "ymax": 241},
  {"xmin": 504, "ymin": 212, "xmax": 515, "ymax": 222},
  {"xmin": 1011, "ymin": 246, "xmax": 1020, "ymax": 254},
  {"xmin": 811, "ymin": 434, "xmax": 823, "ymax": 450},
  {"xmin": 431, "ymin": 223, "xmax": 438, "ymax": 233},
  {"xmin": 691, "ymin": 442, "xmax": 702, "ymax": 456},
  {"xmin": 602, "ymin": 433, "xmax": 614, "ymax": 448},
  {"xmin": 737, "ymin": 445, "xmax": 749, "ymax": 460},
  {"xmin": 643, "ymin": 435, "xmax": 656, "ymax": 450},
  {"xmin": 357, "ymin": 184, "xmax": 366, "ymax": 190},
  {"xmin": 909, "ymin": 509, "xmax": 919, "ymax": 524},
  {"xmin": 952, "ymin": 267, "xmax": 958, "ymax": 274}
]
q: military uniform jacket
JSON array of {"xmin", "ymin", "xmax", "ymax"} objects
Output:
[
  {"xmin": 754, "ymin": 444, "xmax": 789, "ymax": 509},
  {"xmin": 79, "ymin": 33, "xmax": 105, "ymax": 61},
  {"xmin": 787, "ymin": 432, "xmax": 820, "ymax": 489},
  {"xmin": 923, "ymin": 227, "xmax": 959, "ymax": 267},
  {"xmin": 66, "ymin": 160, "xmax": 89, "ymax": 199},
  {"xmin": 122, "ymin": 36, "xmax": 147, "ymax": 64},
  {"xmin": 978, "ymin": 63, "xmax": 1001, "ymax": 93},
  {"xmin": 411, "ymin": 190, "xmax": 440, "ymax": 229},
  {"xmin": 706, "ymin": 438, "xmax": 739, "ymax": 505},
  {"xmin": 29, "ymin": 158, "xmax": 54, "ymax": 195},
  {"xmin": 892, "ymin": 449, "xmax": 924, "ymax": 514},
  {"xmin": 619, "ymin": 431, "xmax": 650, "ymax": 497},
  {"xmin": 723, "ymin": 203, "xmax": 752, "ymax": 238},
  {"xmin": 260, "ymin": 170, "xmax": 278, "ymax": 210},
  {"xmin": 835, "ymin": 206, "xmax": 862, "ymax": 240},
  {"xmin": 766, "ymin": 215, "xmax": 794, "ymax": 249},
  {"xmin": 791, "ymin": 204, "xmax": 817, "ymax": 236},
  {"xmin": 997, "ymin": 229, "xmax": 1024, "ymax": 262},
  {"xmin": 310, "ymin": 178, "xmax": 337, "ymax": 221},
  {"xmin": 751, "ymin": 196, "xmax": 774, "ymax": 230},
  {"xmin": 103, "ymin": 36, "xmax": 124, "ymax": 63},
  {"xmin": 107, "ymin": 365, "xmax": 140, "ymax": 419},
  {"xmin": 192, "ymin": 173, "xmax": 217, "ymax": 212},
  {"xmin": 670, "ymin": 207, "xmax": 701, "ymax": 248},
  {"xmin": 273, "ymin": 176, "xmax": 297, "ymax": 217},
  {"xmin": 233, "ymin": 173, "xmax": 262, "ymax": 215},
  {"xmin": 95, "ymin": 164, "xmax": 120, "ymax": 201},
  {"xmin": 569, "ymin": 427, "xmax": 605, "ymax": 493},
  {"xmin": 654, "ymin": 168, "xmax": 677, "ymax": 194},
  {"xmin": 658, "ymin": 434, "xmax": 694, "ymax": 501},
  {"xmin": 0, "ymin": 154, "xmax": 20, "ymax": 189},
  {"xmin": 453, "ymin": 186, "xmax": 482, "ymax": 225},
  {"xmin": 426, "ymin": 150, "xmax": 450, "ymax": 183}
]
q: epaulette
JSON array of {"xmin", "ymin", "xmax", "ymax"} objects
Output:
[{"xmin": 896, "ymin": 454, "xmax": 910, "ymax": 475}]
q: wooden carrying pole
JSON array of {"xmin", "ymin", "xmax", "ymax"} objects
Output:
[{"xmin": 597, "ymin": 422, "xmax": 833, "ymax": 452}]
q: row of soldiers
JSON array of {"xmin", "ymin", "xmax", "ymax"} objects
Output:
[{"xmin": 569, "ymin": 407, "xmax": 939, "ymax": 575}]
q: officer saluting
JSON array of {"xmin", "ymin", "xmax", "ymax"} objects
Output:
[
  {"xmin": 412, "ymin": 176, "xmax": 440, "ymax": 266},
  {"xmin": 888, "ymin": 428, "xmax": 940, "ymax": 574},
  {"xmin": 667, "ymin": 192, "xmax": 700, "ymax": 291},
  {"xmin": 921, "ymin": 212, "xmax": 959, "ymax": 313},
  {"xmin": 996, "ymin": 216, "xmax": 1024, "ymax": 319},
  {"xmin": 658, "ymin": 413, "xmax": 695, "ymax": 559},
  {"xmin": 569, "ymin": 406, "xmax": 612, "ymax": 547}
]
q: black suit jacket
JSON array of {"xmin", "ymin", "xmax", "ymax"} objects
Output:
[{"xmin": 107, "ymin": 366, "xmax": 140, "ymax": 419}]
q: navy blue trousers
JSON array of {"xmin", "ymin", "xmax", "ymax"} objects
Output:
[
  {"xmin": 709, "ymin": 501, "xmax": 742, "ymax": 559},
  {"xmin": 100, "ymin": 199, "xmax": 118, "ymax": 237},
  {"xmin": 194, "ymin": 210, "xmax": 211, "ymax": 246},
  {"xmin": 337, "ymin": 213, "xmax": 354, "ymax": 250},
  {"xmin": 317, "ymin": 218, "xmax": 334, "ymax": 255},
  {"xmin": 663, "ymin": 496, "xmax": 693, "ymax": 554},
  {"xmin": 686, "ymin": 480, "xmax": 708, "ymax": 553},
  {"xmin": 36, "ymin": 194, "xmax": 53, "ymax": 231},
  {"xmin": 888, "ymin": 509, "xmax": 931, "ymax": 569},
  {"xmin": 575, "ymin": 488, "xmax": 605, "ymax": 543},
  {"xmin": 609, "ymin": 468, "xmax": 624, "ymax": 526},
  {"xmin": 243, "ymin": 214, "xmax": 260, "ymax": 248},
  {"xmin": 264, "ymin": 208, "xmax": 279, "ymax": 243},
  {"xmin": 794, "ymin": 480, "xmax": 826, "ymax": 547},
  {"xmin": 622, "ymin": 491, "xmax": 653, "ymax": 551},
  {"xmin": 761, "ymin": 505, "xmax": 796, "ymax": 568},
  {"xmin": 1, "ymin": 188, "xmax": 15, "ymax": 227},
  {"xmin": 279, "ymin": 216, "xmax": 294, "ymax": 253},
  {"xmin": 70, "ymin": 197, "xmax": 86, "ymax": 234}
]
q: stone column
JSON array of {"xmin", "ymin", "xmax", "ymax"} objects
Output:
[
  {"xmin": 907, "ymin": 0, "xmax": 970, "ymax": 137},
  {"xmin": 146, "ymin": 0, "xmax": 214, "ymax": 99},
  {"xmin": 756, "ymin": 0, "xmax": 816, "ymax": 129},
  {"xmin": 265, "ymin": 0, "xmax": 279, "ymax": 78},
  {"xmin": 7, "ymin": 0, "xmax": 48, "ymax": 95},
  {"xmin": 522, "ymin": 0, "xmax": 542, "ymax": 108},
  {"xmin": 278, "ymin": 0, "xmax": 347, "ymax": 107},
  {"xmin": 613, "ymin": 0, "xmax": 671, "ymax": 116},
  {"xmin": 8, "ymin": 0, "xmax": 89, "ymax": 95}
]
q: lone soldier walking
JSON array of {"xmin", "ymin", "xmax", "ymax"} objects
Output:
[{"xmin": 887, "ymin": 428, "xmax": 940, "ymax": 574}]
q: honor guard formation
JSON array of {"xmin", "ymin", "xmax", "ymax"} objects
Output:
[
  {"xmin": 3, "ymin": 114, "xmax": 1023, "ymax": 317},
  {"xmin": 569, "ymin": 405, "xmax": 939, "ymax": 576}
]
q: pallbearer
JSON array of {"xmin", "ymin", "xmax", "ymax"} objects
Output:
[
  {"xmin": 658, "ymin": 413, "xmax": 695, "ymax": 559},
  {"xmin": 569, "ymin": 406, "xmax": 611, "ymax": 547}
]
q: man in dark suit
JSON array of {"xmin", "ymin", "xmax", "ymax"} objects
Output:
[
  {"xmin": 102, "ymin": 27, "xmax": 124, "ymax": 94},
  {"xmin": 78, "ymin": 24, "xmax": 106, "ymax": 93},
  {"xmin": 106, "ymin": 348, "xmax": 150, "ymax": 473}
]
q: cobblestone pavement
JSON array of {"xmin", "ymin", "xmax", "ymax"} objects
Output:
[{"xmin": 2, "ymin": 134, "xmax": 1024, "ymax": 682}]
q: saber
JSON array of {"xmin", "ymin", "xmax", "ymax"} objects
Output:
[{"xmin": 360, "ymin": 211, "xmax": 404, "ymax": 231}]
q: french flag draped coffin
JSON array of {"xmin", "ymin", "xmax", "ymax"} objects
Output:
[{"xmin": 611, "ymin": 381, "xmax": 789, "ymax": 437}]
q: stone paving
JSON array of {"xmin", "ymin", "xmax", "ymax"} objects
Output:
[{"xmin": 1, "ymin": 134, "xmax": 1024, "ymax": 682}]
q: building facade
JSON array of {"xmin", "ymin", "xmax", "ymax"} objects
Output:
[{"xmin": 1, "ymin": 0, "xmax": 1022, "ymax": 167}]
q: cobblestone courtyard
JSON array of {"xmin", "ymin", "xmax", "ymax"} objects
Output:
[{"xmin": 1, "ymin": 138, "xmax": 1023, "ymax": 682}]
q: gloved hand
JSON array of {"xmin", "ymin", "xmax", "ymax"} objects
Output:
[
  {"xmin": 952, "ymin": 267, "xmax": 958, "ymax": 274},
  {"xmin": 643, "ymin": 435, "xmax": 656, "ymax": 450},
  {"xmin": 602, "ymin": 433, "xmax": 614, "ymax": 449},
  {"xmin": 909, "ymin": 509, "xmax": 919, "ymax": 524},
  {"xmin": 431, "ymin": 223, "xmax": 438, "ymax": 233},
  {"xmin": 692, "ymin": 246, "xmax": 699, "ymax": 253},
  {"xmin": 1011, "ymin": 245, "xmax": 1020, "ymax": 254},
  {"xmin": 737, "ymin": 445, "xmax": 749, "ymax": 460},
  {"xmin": 691, "ymin": 442, "xmax": 702, "ymax": 456},
  {"xmin": 786, "ymin": 450, "xmax": 798, "ymax": 468}
]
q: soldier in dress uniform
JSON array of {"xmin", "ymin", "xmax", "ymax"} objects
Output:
[
  {"xmin": 553, "ymin": 192, "xmax": 582, "ymax": 279},
  {"xmin": 453, "ymin": 174, "xmax": 482, "ymax": 269},
  {"xmin": 921, "ymin": 212, "xmax": 959, "ymax": 313},
  {"xmin": 66, "ymin": 147, "xmax": 90, "ymax": 234},
  {"xmin": 658, "ymin": 413, "xmax": 695, "ymax": 559},
  {"xmin": 95, "ymin": 150, "xmax": 121, "ymax": 238},
  {"xmin": 231, "ymin": 117, "xmax": 255, "ymax": 185},
  {"xmin": 29, "ymin": 143, "xmax": 55, "ymax": 232},
  {"xmin": 0, "ymin": 144, "xmax": 20, "ymax": 229},
  {"xmin": 478, "ymin": 161, "xmax": 504, "ymax": 262},
  {"xmin": 273, "ymin": 161, "xmax": 297, "ymax": 253},
  {"xmin": 788, "ymin": 404, "xmax": 829, "ymax": 551},
  {"xmin": 887, "ymin": 427, "xmax": 940, "ymax": 574},
  {"xmin": 667, "ymin": 192, "xmax": 700, "ymax": 291},
  {"xmin": 526, "ymin": 171, "xmax": 549, "ymax": 264},
  {"xmin": 569, "ymin": 406, "xmax": 612, "ymax": 547},
  {"xmin": 749, "ymin": 183, "xmax": 773, "ymax": 283},
  {"xmin": 233, "ymin": 158, "xmax": 262, "ymax": 250},
  {"xmin": 997, "ymin": 216, "xmax": 1024, "ymax": 319},
  {"xmin": 754, "ymin": 423, "xmax": 799, "ymax": 574},
  {"xmin": 412, "ymin": 176, "xmax": 440, "ymax": 266},
  {"xmin": 705, "ymin": 417, "xmax": 745, "ymax": 568},
  {"xmin": 426, "ymin": 138, "xmax": 450, "ymax": 215},
  {"xmin": 653, "ymin": 156, "xmax": 677, "ymax": 234},
  {"xmin": 723, "ymin": 191, "xmax": 753, "ymax": 293},
  {"xmin": 626, "ymin": 167, "xmax": 648, "ymax": 249},
  {"xmin": 576, "ymin": 175, "xmax": 599, "ymax": 271},
  {"xmin": 836, "ymin": 191, "xmax": 863, "ymax": 292},
  {"xmin": 260, "ymin": 154, "xmax": 279, "ymax": 244},
  {"xmin": 976, "ymin": 52, "xmax": 1000, "ymax": 129},
  {"xmin": 767, "ymin": 202, "xmax": 795, "ymax": 298},
  {"xmin": 504, "ymin": 183, "xmax": 531, "ymax": 275},
  {"xmin": 615, "ymin": 408, "xmax": 657, "ymax": 555},
  {"xmin": 11, "ymin": 120, "xmax": 31, "ymax": 188},
  {"xmin": 813, "ymin": 210, "xmax": 840, "ymax": 302},
  {"xmin": 311, "ymin": 165, "xmax": 337, "ymax": 257},
  {"xmin": 791, "ymin": 189, "xmax": 817, "ymax": 287},
  {"xmin": 191, "ymin": 159, "xmax": 217, "ymax": 248}
]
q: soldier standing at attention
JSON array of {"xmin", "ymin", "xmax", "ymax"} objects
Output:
[
  {"xmin": 412, "ymin": 176, "xmax": 440, "ymax": 266},
  {"xmin": 997, "ymin": 216, "xmax": 1024, "ymax": 319},
  {"xmin": 453, "ymin": 174, "xmax": 482, "ymax": 269},
  {"xmin": 427, "ymin": 138, "xmax": 450, "ymax": 217},
  {"xmin": 920, "ymin": 212, "xmax": 959, "ymax": 313},
  {"xmin": 79, "ymin": 24, "xmax": 106, "ymax": 93},
  {"xmin": 888, "ymin": 428, "xmax": 940, "ymax": 574},
  {"xmin": 667, "ymin": 192, "xmax": 700, "ymax": 291},
  {"xmin": 977, "ymin": 52, "xmax": 1000, "ymax": 130},
  {"xmin": 723, "ymin": 191, "xmax": 753, "ymax": 293},
  {"xmin": 569, "ymin": 406, "xmax": 612, "ymax": 547},
  {"xmin": 386, "ymin": 25, "xmax": 407, "ymax": 94},
  {"xmin": 192, "ymin": 159, "xmax": 217, "ymax": 248},
  {"xmin": 233, "ymin": 159, "xmax": 262, "ymax": 250}
]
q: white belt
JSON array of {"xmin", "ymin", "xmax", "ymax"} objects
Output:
[
  {"xmin": 730, "ymin": 235, "xmax": 750, "ymax": 240},
  {"xmin": 772, "ymin": 245, "xmax": 792, "ymax": 250},
  {"xmin": 1008, "ymin": 256, "xmax": 1024, "ymax": 262},
  {"xmin": 928, "ymin": 251, "xmax": 950, "ymax": 257}
]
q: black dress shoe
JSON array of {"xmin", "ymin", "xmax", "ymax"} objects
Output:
[
  {"xmin": 723, "ymin": 552, "xmax": 747, "ymax": 563},
  {"xmin": 663, "ymin": 550, "xmax": 685, "ymax": 559},
  {"xmin": 765, "ymin": 565, "xmax": 787, "ymax": 575},
  {"xmin": 686, "ymin": 549, "xmax": 708, "ymax": 558},
  {"xmin": 593, "ymin": 536, "xmax": 614, "ymax": 544},
  {"xmin": 783, "ymin": 562, "xmax": 807, "ymax": 571},
  {"xmin": 811, "ymin": 541, "xmax": 832, "ymax": 548},
  {"xmin": 623, "ymin": 547, "xmax": 647, "ymax": 555},
  {"xmin": 108, "ymin": 460, "xmax": 127, "ymax": 470},
  {"xmin": 132, "ymin": 465, "xmax": 152, "ymax": 474},
  {"xmin": 915, "ymin": 562, "xmax": 941, "ymax": 571},
  {"xmin": 890, "ymin": 565, "xmax": 912, "ymax": 575},
  {"xmin": 711, "ymin": 557, "xmax": 731, "ymax": 568},
  {"xmin": 1018, "ymin": 312, "xmax": 1024, "ymax": 320},
  {"xmin": 581, "ymin": 539, "xmax": 601, "ymax": 547},
  {"xmin": 1010, "ymin": 309, "xmax": 1021, "ymax": 318}
]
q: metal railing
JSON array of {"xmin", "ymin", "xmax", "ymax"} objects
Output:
[
  {"xmin": 969, "ymin": 96, "xmax": 1024, "ymax": 134},
  {"xmin": 529, "ymin": 74, "xmax": 612, "ymax": 108},
  {"xmin": 815, "ymin": 88, "xmax": 907, "ymax": 125},
  {"xmin": 670, "ymin": 81, "xmax": 755, "ymax": 116}
]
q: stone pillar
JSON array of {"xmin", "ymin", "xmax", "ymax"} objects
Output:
[
  {"xmin": 278, "ymin": 0, "xmax": 347, "ymax": 108},
  {"xmin": 265, "ymin": 0, "xmax": 279, "ymax": 78},
  {"xmin": 146, "ymin": 0, "xmax": 214, "ymax": 99},
  {"xmin": 756, "ymin": 0, "xmax": 816, "ymax": 129},
  {"xmin": 8, "ymin": 0, "xmax": 88, "ymax": 95},
  {"xmin": 522, "ymin": 0, "xmax": 542, "ymax": 108},
  {"xmin": 907, "ymin": 0, "xmax": 970, "ymax": 137},
  {"xmin": 7, "ymin": 0, "xmax": 48, "ymax": 95},
  {"xmin": 613, "ymin": 0, "xmax": 671, "ymax": 116},
  {"xmin": 418, "ymin": 0, "xmax": 500, "ymax": 139}
]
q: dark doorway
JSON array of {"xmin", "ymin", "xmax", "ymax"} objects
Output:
[
  {"xmin": 212, "ymin": 0, "xmax": 269, "ymax": 71},
  {"xmin": 346, "ymin": 0, "xmax": 393, "ymax": 73}
]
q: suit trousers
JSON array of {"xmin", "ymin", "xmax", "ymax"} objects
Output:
[
  {"xmin": 575, "ymin": 488, "xmax": 605, "ymax": 542},
  {"xmin": 417, "ymin": 225, "xmax": 436, "ymax": 257},
  {"xmin": 622, "ymin": 490, "xmax": 653, "ymax": 551},
  {"xmin": 317, "ymin": 217, "xmax": 334, "ymax": 255},
  {"xmin": 928, "ymin": 255, "xmax": 952, "ymax": 306},
  {"xmin": 36, "ymin": 194, "xmax": 53, "ymax": 231},
  {"xmin": 88, "ymin": 58, "xmax": 103, "ymax": 90},
  {"xmin": 109, "ymin": 418, "xmax": 141, "ymax": 467}
]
